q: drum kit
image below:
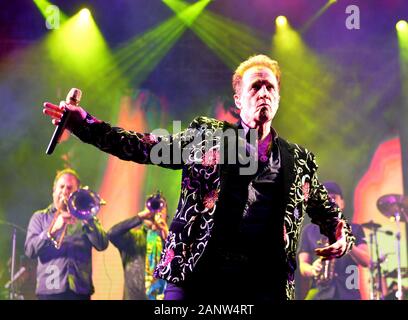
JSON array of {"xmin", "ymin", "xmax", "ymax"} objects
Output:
[{"xmin": 362, "ymin": 194, "xmax": 408, "ymax": 300}]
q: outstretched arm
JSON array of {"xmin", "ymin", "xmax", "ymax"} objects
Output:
[
  {"xmin": 43, "ymin": 101, "xmax": 196, "ymax": 169},
  {"xmin": 306, "ymin": 155, "xmax": 355, "ymax": 259}
]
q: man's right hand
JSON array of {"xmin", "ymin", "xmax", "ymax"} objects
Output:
[
  {"xmin": 137, "ymin": 208, "xmax": 155, "ymax": 220},
  {"xmin": 49, "ymin": 211, "xmax": 72, "ymax": 235},
  {"xmin": 43, "ymin": 101, "xmax": 87, "ymax": 131},
  {"xmin": 311, "ymin": 258, "xmax": 323, "ymax": 278}
]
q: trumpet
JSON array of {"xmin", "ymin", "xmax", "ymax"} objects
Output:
[
  {"xmin": 315, "ymin": 257, "xmax": 336, "ymax": 286},
  {"xmin": 47, "ymin": 187, "xmax": 106, "ymax": 249},
  {"xmin": 146, "ymin": 191, "xmax": 166, "ymax": 213}
]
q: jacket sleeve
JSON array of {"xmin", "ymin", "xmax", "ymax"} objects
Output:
[
  {"xmin": 24, "ymin": 212, "xmax": 51, "ymax": 259},
  {"xmin": 305, "ymin": 152, "xmax": 355, "ymax": 254},
  {"xmin": 71, "ymin": 114, "xmax": 203, "ymax": 170},
  {"xmin": 108, "ymin": 216, "xmax": 143, "ymax": 250},
  {"xmin": 83, "ymin": 217, "xmax": 109, "ymax": 251}
]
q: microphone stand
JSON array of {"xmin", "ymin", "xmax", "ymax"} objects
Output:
[
  {"xmin": 369, "ymin": 233, "xmax": 375, "ymax": 300},
  {"xmin": 373, "ymin": 226, "xmax": 384, "ymax": 300},
  {"xmin": 394, "ymin": 208, "xmax": 403, "ymax": 300},
  {"xmin": 0, "ymin": 221, "xmax": 26, "ymax": 300},
  {"xmin": 9, "ymin": 228, "xmax": 16, "ymax": 300}
]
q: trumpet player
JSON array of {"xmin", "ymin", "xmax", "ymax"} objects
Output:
[
  {"xmin": 298, "ymin": 181, "xmax": 370, "ymax": 300},
  {"xmin": 108, "ymin": 192, "xmax": 169, "ymax": 300},
  {"xmin": 24, "ymin": 168, "xmax": 108, "ymax": 300}
]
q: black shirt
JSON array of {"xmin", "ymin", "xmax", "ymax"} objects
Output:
[{"xmin": 186, "ymin": 124, "xmax": 287, "ymax": 301}]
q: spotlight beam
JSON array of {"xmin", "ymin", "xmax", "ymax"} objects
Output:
[
  {"xmin": 300, "ymin": 0, "xmax": 337, "ymax": 33},
  {"xmin": 33, "ymin": 0, "xmax": 68, "ymax": 24},
  {"xmin": 164, "ymin": 0, "xmax": 268, "ymax": 70}
]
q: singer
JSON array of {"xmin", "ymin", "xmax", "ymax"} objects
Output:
[{"xmin": 43, "ymin": 54, "xmax": 355, "ymax": 301}]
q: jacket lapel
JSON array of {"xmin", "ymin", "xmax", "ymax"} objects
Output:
[
  {"xmin": 277, "ymin": 137, "xmax": 295, "ymax": 206},
  {"xmin": 218, "ymin": 121, "xmax": 238, "ymax": 194}
]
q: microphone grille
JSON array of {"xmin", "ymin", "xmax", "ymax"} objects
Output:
[{"xmin": 66, "ymin": 88, "xmax": 82, "ymax": 105}]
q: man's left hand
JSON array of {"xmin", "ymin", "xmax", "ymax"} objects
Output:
[
  {"xmin": 314, "ymin": 220, "xmax": 347, "ymax": 260},
  {"xmin": 153, "ymin": 215, "xmax": 169, "ymax": 239}
]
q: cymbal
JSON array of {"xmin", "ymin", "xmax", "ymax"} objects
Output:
[
  {"xmin": 377, "ymin": 194, "xmax": 408, "ymax": 222},
  {"xmin": 361, "ymin": 221, "xmax": 382, "ymax": 230},
  {"xmin": 384, "ymin": 267, "xmax": 408, "ymax": 279}
]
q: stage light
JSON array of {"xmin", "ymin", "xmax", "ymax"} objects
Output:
[
  {"xmin": 396, "ymin": 20, "xmax": 408, "ymax": 32},
  {"xmin": 33, "ymin": 0, "xmax": 68, "ymax": 27},
  {"xmin": 396, "ymin": 19, "xmax": 408, "ymax": 102},
  {"xmin": 300, "ymin": 0, "xmax": 337, "ymax": 33},
  {"xmin": 44, "ymin": 6, "xmax": 113, "ymax": 83},
  {"xmin": 80, "ymin": 8, "xmax": 91, "ymax": 18},
  {"xmin": 164, "ymin": 0, "xmax": 267, "ymax": 70},
  {"xmin": 396, "ymin": 19, "xmax": 408, "ymax": 66},
  {"xmin": 276, "ymin": 16, "xmax": 288, "ymax": 28},
  {"xmin": 163, "ymin": 0, "xmax": 210, "ymax": 26},
  {"xmin": 79, "ymin": 8, "xmax": 91, "ymax": 23}
]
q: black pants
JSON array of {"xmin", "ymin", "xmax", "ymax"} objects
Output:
[
  {"xmin": 37, "ymin": 290, "xmax": 90, "ymax": 300},
  {"xmin": 176, "ymin": 248, "xmax": 286, "ymax": 302}
]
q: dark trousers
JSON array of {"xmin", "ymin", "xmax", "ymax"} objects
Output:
[
  {"xmin": 164, "ymin": 283, "xmax": 186, "ymax": 300},
  {"xmin": 164, "ymin": 252, "xmax": 286, "ymax": 302},
  {"xmin": 37, "ymin": 290, "xmax": 91, "ymax": 300}
]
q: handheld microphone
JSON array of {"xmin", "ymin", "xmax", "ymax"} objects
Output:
[{"xmin": 46, "ymin": 88, "xmax": 82, "ymax": 155}]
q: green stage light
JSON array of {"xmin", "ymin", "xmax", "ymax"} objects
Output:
[
  {"xmin": 276, "ymin": 15, "xmax": 288, "ymax": 28},
  {"xmin": 300, "ymin": 0, "xmax": 337, "ymax": 33},
  {"xmin": 272, "ymin": 17, "xmax": 340, "ymax": 145},
  {"xmin": 79, "ymin": 8, "xmax": 91, "ymax": 23},
  {"xmin": 270, "ymin": 18, "xmax": 378, "ymax": 180},
  {"xmin": 104, "ymin": 0, "xmax": 212, "ymax": 87},
  {"xmin": 33, "ymin": 0, "xmax": 68, "ymax": 25},
  {"xmin": 163, "ymin": 0, "xmax": 210, "ymax": 26},
  {"xmin": 45, "ymin": 8, "xmax": 113, "ymax": 81},
  {"xmin": 397, "ymin": 19, "xmax": 408, "ymax": 107},
  {"xmin": 164, "ymin": 0, "xmax": 268, "ymax": 70},
  {"xmin": 396, "ymin": 20, "xmax": 408, "ymax": 32},
  {"xmin": 94, "ymin": 4, "xmax": 197, "ymax": 91},
  {"xmin": 397, "ymin": 19, "xmax": 408, "ymax": 62},
  {"xmin": 33, "ymin": 0, "xmax": 55, "ymax": 15}
]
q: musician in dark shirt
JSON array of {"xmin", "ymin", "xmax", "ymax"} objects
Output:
[
  {"xmin": 108, "ymin": 192, "xmax": 168, "ymax": 300},
  {"xmin": 298, "ymin": 181, "xmax": 370, "ymax": 300}
]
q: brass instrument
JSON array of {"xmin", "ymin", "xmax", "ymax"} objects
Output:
[
  {"xmin": 146, "ymin": 191, "xmax": 166, "ymax": 214},
  {"xmin": 47, "ymin": 187, "xmax": 105, "ymax": 249},
  {"xmin": 315, "ymin": 237, "xmax": 337, "ymax": 286}
]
